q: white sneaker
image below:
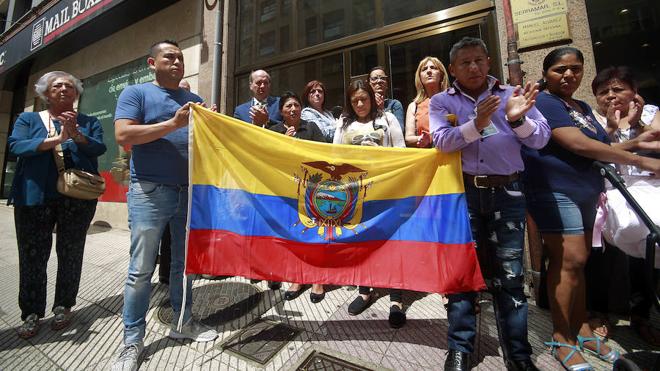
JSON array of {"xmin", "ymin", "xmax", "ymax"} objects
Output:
[
  {"xmin": 168, "ymin": 318, "xmax": 218, "ymax": 342},
  {"xmin": 111, "ymin": 342, "xmax": 144, "ymax": 371}
]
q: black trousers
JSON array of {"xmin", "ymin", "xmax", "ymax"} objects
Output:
[
  {"xmin": 358, "ymin": 286, "xmax": 403, "ymax": 302},
  {"xmin": 158, "ymin": 224, "xmax": 171, "ymax": 281},
  {"xmin": 15, "ymin": 198, "xmax": 97, "ymax": 320}
]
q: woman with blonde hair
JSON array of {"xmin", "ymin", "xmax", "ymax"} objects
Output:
[{"xmin": 405, "ymin": 57, "xmax": 449, "ymax": 147}]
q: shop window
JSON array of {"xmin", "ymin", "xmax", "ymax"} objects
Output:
[
  {"xmin": 382, "ymin": 0, "xmax": 474, "ymax": 25},
  {"xmin": 238, "ymin": 0, "xmax": 486, "ymax": 68},
  {"xmin": 235, "ymin": 53, "xmax": 344, "ymax": 112},
  {"xmin": 587, "ymin": 0, "xmax": 660, "ymax": 104}
]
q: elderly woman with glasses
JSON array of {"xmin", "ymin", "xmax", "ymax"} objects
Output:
[{"xmin": 8, "ymin": 71, "xmax": 106, "ymax": 338}]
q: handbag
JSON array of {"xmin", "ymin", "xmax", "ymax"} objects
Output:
[{"xmin": 39, "ymin": 111, "xmax": 106, "ymax": 200}]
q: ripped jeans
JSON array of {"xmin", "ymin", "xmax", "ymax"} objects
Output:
[{"xmin": 445, "ymin": 179, "xmax": 532, "ymax": 360}]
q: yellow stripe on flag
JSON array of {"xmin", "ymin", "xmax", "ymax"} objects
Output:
[{"xmin": 190, "ymin": 106, "xmax": 464, "ymax": 200}]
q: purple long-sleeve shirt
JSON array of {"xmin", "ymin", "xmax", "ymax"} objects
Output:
[{"xmin": 430, "ymin": 76, "xmax": 550, "ymax": 176}]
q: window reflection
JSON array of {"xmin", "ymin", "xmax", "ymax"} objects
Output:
[
  {"xmin": 238, "ymin": 0, "xmax": 478, "ymax": 67},
  {"xmin": 382, "ymin": 0, "xmax": 473, "ymax": 25},
  {"xmin": 586, "ymin": 0, "xmax": 660, "ymax": 104},
  {"xmin": 236, "ymin": 54, "xmax": 344, "ymax": 110},
  {"xmin": 389, "ymin": 24, "xmax": 484, "ymax": 106}
]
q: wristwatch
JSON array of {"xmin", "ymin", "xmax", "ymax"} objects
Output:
[{"xmin": 506, "ymin": 115, "xmax": 526, "ymax": 128}]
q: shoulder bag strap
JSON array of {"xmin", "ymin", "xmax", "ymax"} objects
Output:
[{"xmin": 39, "ymin": 110, "xmax": 66, "ymax": 174}]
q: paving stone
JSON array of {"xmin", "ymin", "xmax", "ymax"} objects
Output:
[{"xmin": 0, "ymin": 204, "xmax": 658, "ymax": 371}]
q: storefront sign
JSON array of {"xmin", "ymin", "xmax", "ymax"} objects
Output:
[
  {"xmin": 517, "ymin": 13, "xmax": 570, "ymax": 48},
  {"xmin": 0, "ymin": 0, "xmax": 125, "ymax": 75},
  {"xmin": 510, "ymin": 0, "xmax": 570, "ymax": 49},
  {"xmin": 510, "ymin": 0, "xmax": 567, "ymax": 23}
]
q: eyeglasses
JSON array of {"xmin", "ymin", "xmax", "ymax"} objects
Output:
[{"xmin": 369, "ymin": 76, "xmax": 388, "ymax": 82}]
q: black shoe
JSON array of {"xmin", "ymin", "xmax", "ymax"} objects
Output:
[
  {"xmin": 268, "ymin": 281, "xmax": 281, "ymax": 290},
  {"xmin": 506, "ymin": 359, "xmax": 539, "ymax": 371},
  {"xmin": 310, "ymin": 292, "xmax": 325, "ymax": 303},
  {"xmin": 445, "ymin": 350, "xmax": 470, "ymax": 371},
  {"xmin": 159, "ymin": 277, "xmax": 169, "ymax": 285},
  {"xmin": 347, "ymin": 295, "xmax": 371, "ymax": 315},
  {"xmin": 250, "ymin": 279, "xmax": 261, "ymax": 284},
  {"xmin": 388, "ymin": 305, "xmax": 406, "ymax": 329},
  {"xmin": 284, "ymin": 287, "xmax": 304, "ymax": 301}
]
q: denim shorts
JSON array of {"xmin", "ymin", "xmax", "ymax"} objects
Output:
[{"xmin": 526, "ymin": 190, "xmax": 599, "ymax": 235}]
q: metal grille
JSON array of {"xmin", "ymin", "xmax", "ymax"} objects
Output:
[
  {"xmin": 157, "ymin": 282, "xmax": 262, "ymax": 326},
  {"xmin": 222, "ymin": 320, "xmax": 300, "ymax": 365},
  {"xmin": 296, "ymin": 351, "xmax": 374, "ymax": 371}
]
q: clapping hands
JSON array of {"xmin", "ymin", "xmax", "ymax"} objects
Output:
[{"xmin": 505, "ymin": 82, "xmax": 539, "ymax": 123}]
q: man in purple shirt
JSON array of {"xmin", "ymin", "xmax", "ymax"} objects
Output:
[{"xmin": 429, "ymin": 37, "xmax": 550, "ymax": 371}]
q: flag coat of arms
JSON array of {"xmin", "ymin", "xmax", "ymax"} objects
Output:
[{"xmin": 186, "ymin": 106, "xmax": 485, "ymax": 294}]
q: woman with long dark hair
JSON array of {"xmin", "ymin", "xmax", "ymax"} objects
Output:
[{"xmin": 333, "ymin": 79, "xmax": 406, "ymax": 328}]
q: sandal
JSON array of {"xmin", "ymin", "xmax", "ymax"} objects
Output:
[
  {"xmin": 545, "ymin": 340, "xmax": 593, "ymax": 371},
  {"xmin": 17, "ymin": 313, "xmax": 40, "ymax": 339},
  {"xmin": 51, "ymin": 306, "xmax": 72, "ymax": 330},
  {"xmin": 577, "ymin": 335, "xmax": 620, "ymax": 363}
]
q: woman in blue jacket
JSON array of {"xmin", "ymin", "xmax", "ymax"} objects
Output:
[{"xmin": 9, "ymin": 71, "xmax": 106, "ymax": 338}]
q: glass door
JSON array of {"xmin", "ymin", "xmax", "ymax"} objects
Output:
[{"xmin": 387, "ymin": 18, "xmax": 498, "ymax": 107}]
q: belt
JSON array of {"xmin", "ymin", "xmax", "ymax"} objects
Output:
[{"xmin": 464, "ymin": 173, "xmax": 519, "ymax": 189}]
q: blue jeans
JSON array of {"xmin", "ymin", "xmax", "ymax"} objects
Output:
[
  {"xmin": 122, "ymin": 181, "xmax": 192, "ymax": 345},
  {"xmin": 446, "ymin": 179, "xmax": 532, "ymax": 360}
]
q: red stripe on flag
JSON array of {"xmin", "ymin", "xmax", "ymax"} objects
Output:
[{"xmin": 187, "ymin": 229, "xmax": 486, "ymax": 294}]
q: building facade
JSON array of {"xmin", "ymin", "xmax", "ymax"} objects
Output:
[{"xmin": 0, "ymin": 0, "xmax": 658, "ymax": 228}]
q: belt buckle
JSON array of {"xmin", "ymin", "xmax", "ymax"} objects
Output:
[{"xmin": 473, "ymin": 175, "xmax": 488, "ymax": 189}]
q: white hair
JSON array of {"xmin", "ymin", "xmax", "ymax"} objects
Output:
[{"xmin": 34, "ymin": 71, "xmax": 83, "ymax": 102}]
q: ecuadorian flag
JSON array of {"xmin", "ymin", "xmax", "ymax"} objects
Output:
[{"xmin": 187, "ymin": 106, "xmax": 485, "ymax": 294}]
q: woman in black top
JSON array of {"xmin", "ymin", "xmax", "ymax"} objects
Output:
[
  {"xmin": 269, "ymin": 91, "xmax": 325, "ymax": 142},
  {"xmin": 269, "ymin": 91, "xmax": 327, "ymax": 303}
]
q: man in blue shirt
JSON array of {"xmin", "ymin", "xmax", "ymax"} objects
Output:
[
  {"xmin": 112, "ymin": 40, "xmax": 217, "ymax": 371},
  {"xmin": 429, "ymin": 37, "xmax": 550, "ymax": 371},
  {"xmin": 233, "ymin": 69, "xmax": 283, "ymax": 127}
]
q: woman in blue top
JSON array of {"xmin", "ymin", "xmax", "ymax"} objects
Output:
[
  {"xmin": 522, "ymin": 48, "xmax": 660, "ymax": 371},
  {"xmin": 8, "ymin": 71, "xmax": 106, "ymax": 339}
]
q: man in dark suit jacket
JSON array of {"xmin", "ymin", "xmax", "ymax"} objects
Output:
[{"xmin": 233, "ymin": 69, "xmax": 283, "ymax": 127}]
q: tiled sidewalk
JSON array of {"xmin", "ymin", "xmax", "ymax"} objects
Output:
[{"xmin": 0, "ymin": 205, "xmax": 656, "ymax": 370}]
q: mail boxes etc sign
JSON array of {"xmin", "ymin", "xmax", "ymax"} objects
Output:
[
  {"xmin": 510, "ymin": 0, "xmax": 571, "ymax": 49},
  {"xmin": 0, "ymin": 0, "xmax": 122, "ymax": 74}
]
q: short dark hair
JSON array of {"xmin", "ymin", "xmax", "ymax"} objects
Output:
[
  {"xmin": 279, "ymin": 91, "xmax": 301, "ymax": 112},
  {"xmin": 149, "ymin": 40, "xmax": 179, "ymax": 57},
  {"xmin": 591, "ymin": 66, "xmax": 637, "ymax": 96},
  {"xmin": 449, "ymin": 37, "xmax": 488, "ymax": 63},
  {"xmin": 301, "ymin": 80, "xmax": 326, "ymax": 108},
  {"xmin": 537, "ymin": 47, "xmax": 584, "ymax": 90}
]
